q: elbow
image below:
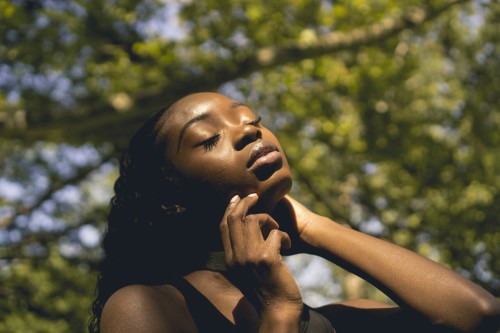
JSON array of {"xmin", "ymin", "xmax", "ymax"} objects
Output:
[
  {"xmin": 437, "ymin": 294, "xmax": 500, "ymax": 333},
  {"xmin": 467, "ymin": 297, "xmax": 500, "ymax": 333},
  {"xmin": 478, "ymin": 298, "xmax": 500, "ymax": 331}
]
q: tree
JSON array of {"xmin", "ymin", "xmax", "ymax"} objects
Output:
[{"xmin": 1, "ymin": 0, "xmax": 498, "ymax": 331}]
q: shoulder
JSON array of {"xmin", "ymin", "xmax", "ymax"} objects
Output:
[{"xmin": 101, "ymin": 284, "xmax": 197, "ymax": 333}]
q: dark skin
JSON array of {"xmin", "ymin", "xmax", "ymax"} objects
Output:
[{"xmin": 101, "ymin": 92, "xmax": 500, "ymax": 333}]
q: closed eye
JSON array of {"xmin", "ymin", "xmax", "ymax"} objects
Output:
[
  {"xmin": 198, "ymin": 117, "xmax": 260, "ymax": 152},
  {"xmin": 200, "ymin": 134, "xmax": 221, "ymax": 151},
  {"xmin": 247, "ymin": 116, "xmax": 262, "ymax": 126}
]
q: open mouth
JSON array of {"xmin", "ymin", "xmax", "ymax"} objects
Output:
[{"xmin": 247, "ymin": 141, "xmax": 282, "ymax": 176}]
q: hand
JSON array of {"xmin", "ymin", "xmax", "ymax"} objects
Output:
[{"xmin": 219, "ymin": 193, "xmax": 303, "ymax": 316}]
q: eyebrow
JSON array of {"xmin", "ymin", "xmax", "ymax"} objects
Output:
[
  {"xmin": 230, "ymin": 101, "xmax": 243, "ymax": 109},
  {"xmin": 176, "ymin": 101, "xmax": 244, "ymax": 153},
  {"xmin": 177, "ymin": 113, "xmax": 210, "ymax": 153}
]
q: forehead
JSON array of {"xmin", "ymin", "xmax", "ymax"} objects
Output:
[
  {"xmin": 169, "ymin": 93, "xmax": 237, "ymax": 123},
  {"xmin": 156, "ymin": 92, "xmax": 239, "ymax": 142}
]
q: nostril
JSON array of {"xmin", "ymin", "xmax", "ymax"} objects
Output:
[
  {"xmin": 236, "ymin": 130, "xmax": 261, "ymax": 151},
  {"xmin": 236, "ymin": 135, "xmax": 254, "ymax": 151}
]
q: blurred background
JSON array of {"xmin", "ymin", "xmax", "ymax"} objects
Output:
[{"xmin": 1, "ymin": 0, "xmax": 499, "ymax": 331}]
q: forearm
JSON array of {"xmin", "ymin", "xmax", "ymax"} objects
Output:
[{"xmin": 302, "ymin": 216, "xmax": 500, "ymax": 332}]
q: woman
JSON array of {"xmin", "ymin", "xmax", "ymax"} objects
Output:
[{"xmin": 89, "ymin": 92, "xmax": 499, "ymax": 333}]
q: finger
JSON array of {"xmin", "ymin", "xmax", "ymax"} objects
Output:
[
  {"xmin": 226, "ymin": 193, "xmax": 259, "ymax": 224},
  {"xmin": 226, "ymin": 193, "xmax": 260, "ymax": 243},
  {"xmin": 226, "ymin": 193, "xmax": 260, "ymax": 264},
  {"xmin": 241, "ymin": 214, "xmax": 266, "ymax": 246},
  {"xmin": 221, "ymin": 193, "xmax": 260, "ymax": 263},
  {"xmin": 266, "ymin": 229, "xmax": 292, "ymax": 253},
  {"xmin": 220, "ymin": 195, "xmax": 240, "ymax": 262},
  {"xmin": 244, "ymin": 213, "xmax": 279, "ymax": 240},
  {"xmin": 240, "ymin": 214, "xmax": 279, "ymax": 261}
]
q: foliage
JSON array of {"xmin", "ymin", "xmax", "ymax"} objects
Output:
[{"xmin": 0, "ymin": 0, "xmax": 498, "ymax": 331}]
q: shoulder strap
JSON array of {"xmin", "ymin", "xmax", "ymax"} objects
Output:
[{"xmin": 171, "ymin": 278, "xmax": 235, "ymax": 332}]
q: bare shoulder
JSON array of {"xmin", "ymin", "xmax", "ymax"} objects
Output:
[{"xmin": 101, "ymin": 284, "xmax": 197, "ymax": 333}]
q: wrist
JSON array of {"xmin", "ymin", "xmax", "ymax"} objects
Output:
[
  {"xmin": 259, "ymin": 303, "xmax": 303, "ymax": 333},
  {"xmin": 299, "ymin": 215, "xmax": 335, "ymax": 249}
]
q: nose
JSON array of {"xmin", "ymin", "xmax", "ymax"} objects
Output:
[{"xmin": 234, "ymin": 124, "xmax": 262, "ymax": 151}]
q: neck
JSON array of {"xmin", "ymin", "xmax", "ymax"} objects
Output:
[{"xmin": 202, "ymin": 250, "xmax": 227, "ymax": 271}]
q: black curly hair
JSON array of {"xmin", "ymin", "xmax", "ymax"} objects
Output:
[{"xmin": 88, "ymin": 107, "xmax": 217, "ymax": 332}]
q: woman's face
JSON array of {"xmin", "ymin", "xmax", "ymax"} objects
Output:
[{"xmin": 157, "ymin": 92, "xmax": 292, "ymax": 212}]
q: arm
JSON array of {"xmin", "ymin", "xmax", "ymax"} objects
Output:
[{"xmin": 283, "ymin": 196, "xmax": 500, "ymax": 333}]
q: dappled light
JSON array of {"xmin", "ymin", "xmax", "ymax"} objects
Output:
[{"xmin": 1, "ymin": 0, "xmax": 499, "ymax": 331}]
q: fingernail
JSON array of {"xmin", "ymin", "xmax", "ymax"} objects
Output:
[
  {"xmin": 230, "ymin": 195, "xmax": 240, "ymax": 203},
  {"xmin": 248, "ymin": 193, "xmax": 258, "ymax": 197}
]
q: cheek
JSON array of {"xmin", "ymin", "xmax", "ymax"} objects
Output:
[
  {"xmin": 207, "ymin": 158, "xmax": 234, "ymax": 184},
  {"xmin": 208, "ymin": 158, "xmax": 253, "ymax": 191},
  {"xmin": 180, "ymin": 153, "xmax": 248, "ymax": 191}
]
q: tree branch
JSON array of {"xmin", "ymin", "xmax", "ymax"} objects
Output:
[
  {"xmin": 239, "ymin": 0, "xmax": 470, "ymax": 70},
  {"xmin": 0, "ymin": 151, "xmax": 115, "ymax": 230},
  {"xmin": 3, "ymin": 0, "xmax": 471, "ymax": 147}
]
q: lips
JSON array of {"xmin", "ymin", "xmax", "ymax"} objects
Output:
[{"xmin": 247, "ymin": 141, "xmax": 282, "ymax": 171}]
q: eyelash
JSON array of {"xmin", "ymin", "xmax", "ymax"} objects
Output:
[
  {"xmin": 202, "ymin": 134, "xmax": 221, "ymax": 151},
  {"xmin": 248, "ymin": 116, "xmax": 262, "ymax": 126},
  {"xmin": 201, "ymin": 116, "xmax": 262, "ymax": 151}
]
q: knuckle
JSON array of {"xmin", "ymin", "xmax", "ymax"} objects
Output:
[
  {"xmin": 268, "ymin": 229, "xmax": 281, "ymax": 237},
  {"xmin": 226, "ymin": 213, "xmax": 239, "ymax": 225},
  {"xmin": 244, "ymin": 215, "xmax": 258, "ymax": 224},
  {"xmin": 260, "ymin": 251, "xmax": 272, "ymax": 263},
  {"xmin": 259, "ymin": 251, "xmax": 278, "ymax": 267},
  {"xmin": 248, "ymin": 253, "xmax": 261, "ymax": 265},
  {"xmin": 233, "ymin": 255, "xmax": 246, "ymax": 267}
]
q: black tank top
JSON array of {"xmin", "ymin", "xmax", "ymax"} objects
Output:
[
  {"xmin": 171, "ymin": 278, "xmax": 236, "ymax": 332},
  {"xmin": 170, "ymin": 278, "xmax": 335, "ymax": 333}
]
